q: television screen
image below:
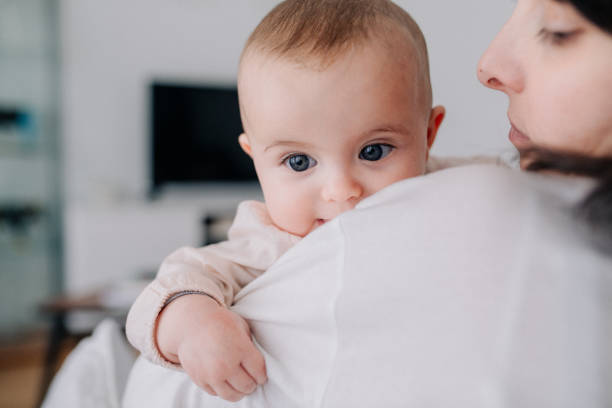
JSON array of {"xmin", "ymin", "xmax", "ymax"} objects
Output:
[{"xmin": 151, "ymin": 82, "xmax": 257, "ymax": 193}]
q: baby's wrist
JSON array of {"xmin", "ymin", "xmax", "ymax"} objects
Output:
[
  {"xmin": 156, "ymin": 293, "xmax": 221, "ymax": 362},
  {"xmin": 164, "ymin": 290, "xmax": 220, "ymax": 309}
]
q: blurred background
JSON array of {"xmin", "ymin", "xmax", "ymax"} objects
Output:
[{"xmin": 0, "ymin": 0, "xmax": 513, "ymax": 406}]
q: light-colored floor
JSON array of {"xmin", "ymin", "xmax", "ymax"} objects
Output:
[{"xmin": 0, "ymin": 333, "xmax": 76, "ymax": 408}]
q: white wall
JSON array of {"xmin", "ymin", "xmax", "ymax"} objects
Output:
[
  {"xmin": 61, "ymin": 0, "xmax": 282, "ymax": 204},
  {"xmin": 410, "ymin": 1, "xmax": 515, "ymax": 155},
  {"xmin": 61, "ymin": 0, "xmax": 514, "ymax": 205},
  {"xmin": 60, "ymin": 0, "xmax": 515, "ymax": 291}
]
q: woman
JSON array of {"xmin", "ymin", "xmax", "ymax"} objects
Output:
[
  {"xmin": 480, "ymin": 0, "xmax": 612, "ymax": 162},
  {"xmin": 478, "ymin": 0, "xmax": 612, "ymax": 249},
  {"xmin": 56, "ymin": 1, "xmax": 612, "ymax": 407}
]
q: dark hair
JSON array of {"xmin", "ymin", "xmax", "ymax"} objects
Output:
[
  {"xmin": 524, "ymin": 150, "xmax": 612, "ymax": 250},
  {"xmin": 556, "ymin": 0, "xmax": 612, "ymax": 33}
]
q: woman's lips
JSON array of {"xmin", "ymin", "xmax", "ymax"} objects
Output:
[{"xmin": 509, "ymin": 123, "xmax": 531, "ymax": 148}]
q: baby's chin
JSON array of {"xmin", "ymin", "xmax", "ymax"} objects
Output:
[
  {"xmin": 282, "ymin": 218, "xmax": 329, "ymax": 237},
  {"xmin": 312, "ymin": 218, "xmax": 328, "ymax": 230},
  {"xmin": 306, "ymin": 218, "xmax": 333, "ymax": 235}
]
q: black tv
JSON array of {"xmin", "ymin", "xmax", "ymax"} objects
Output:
[{"xmin": 150, "ymin": 82, "xmax": 257, "ymax": 195}]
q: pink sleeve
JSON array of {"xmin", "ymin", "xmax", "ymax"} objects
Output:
[{"xmin": 125, "ymin": 200, "xmax": 300, "ymax": 368}]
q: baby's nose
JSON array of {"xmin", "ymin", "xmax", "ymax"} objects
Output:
[{"xmin": 321, "ymin": 172, "xmax": 363, "ymax": 204}]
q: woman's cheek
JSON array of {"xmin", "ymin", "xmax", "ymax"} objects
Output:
[{"xmin": 525, "ymin": 81, "xmax": 571, "ymax": 149}]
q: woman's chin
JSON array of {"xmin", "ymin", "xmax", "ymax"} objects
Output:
[{"xmin": 518, "ymin": 154, "xmax": 533, "ymax": 170}]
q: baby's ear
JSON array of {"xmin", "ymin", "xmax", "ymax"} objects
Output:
[
  {"xmin": 238, "ymin": 133, "xmax": 252, "ymax": 157},
  {"xmin": 426, "ymin": 105, "xmax": 445, "ymax": 150}
]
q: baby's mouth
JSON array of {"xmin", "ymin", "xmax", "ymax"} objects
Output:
[{"xmin": 316, "ymin": 218, "xmax": 327, "ymax": 226}]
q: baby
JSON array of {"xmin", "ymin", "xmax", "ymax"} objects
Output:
[{"xmin": 126, "ymin": 0, "xmax": 445, "ymax": 402}]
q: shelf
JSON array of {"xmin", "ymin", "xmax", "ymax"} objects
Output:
[
  {"xmin": 0, "ymin": 50, "xmax": 56, "ymax": 60},
  {"xmin": 0, "ymin": 0, "xmax": 61, "ymax": 336},
  {"xmin": 0, "ymin": 144, "xmax": 45, "ymax": 159}
]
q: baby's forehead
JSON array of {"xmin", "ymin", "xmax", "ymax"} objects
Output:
[
  {"xmin": 238, "ymin": 43, "xmax": 430, "ymax": 144},
  {"xmin": 238, "ymin": 28, "xmax": 430, "ymax": 122}
]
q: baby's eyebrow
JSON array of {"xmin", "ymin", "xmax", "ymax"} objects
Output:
[
  {"xmin": 364, "ymin": 124, "xmax": 412, "ymax": 137},
  {"xmin": 264, "ymin": 140, "xmax": 313, "ymax": 152}
]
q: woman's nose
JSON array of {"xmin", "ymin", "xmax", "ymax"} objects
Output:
[
  {"xmin": 321, "ymin": 172, "xmax": 363, "ymax": 204},
  {"xmin": 477, "ymin": 21, "xmax": 525, "ymax": 94}
]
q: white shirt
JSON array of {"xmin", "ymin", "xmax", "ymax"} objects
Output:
[{"xmin": 124, "ymin": 163, "xmax": 612, "ymax": 407}]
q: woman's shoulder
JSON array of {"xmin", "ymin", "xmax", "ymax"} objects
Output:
[
  {"xmin": 350, "ymin": 163, "xmax": 606, "ymax": 262},
  {"xmin": 360, "ymin": 161, "xmax": 594, "ymax": 213},
  {"xmin": 425, "ymin": 154, "xmax": 511, "ymax": 173}
]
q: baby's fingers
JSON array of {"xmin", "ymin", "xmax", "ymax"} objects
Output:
[
  {"xmin": 211, "ymin": 380, "xmax": 246, "ymax": 402},
  {"xmin": 241, "ymin": 348, "xmax": 267, "ymax": 385},
  {"xmin": 227, "ymin": 367, "xmax": 257, "ymax": 394}
]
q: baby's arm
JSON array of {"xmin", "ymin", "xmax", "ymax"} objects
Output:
[
  {"xmin": 125, "ymin": 201, "xmax": 299, "ymax": 401},
  {"xmin": 156, "ymin": 293, "xmax": 266, "ymax": 401}
]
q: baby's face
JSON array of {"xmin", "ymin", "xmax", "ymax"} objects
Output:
[{"xmin": 238, "ymin": 42, "xmax": 442, "ymax": 237}]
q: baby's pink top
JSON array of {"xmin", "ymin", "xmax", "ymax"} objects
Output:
[{"xmin": 125, "ymin": 200, "xmax": 301, "ymax": 368}]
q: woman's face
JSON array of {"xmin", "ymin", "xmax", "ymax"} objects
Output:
[{"xmin": 478, "ymin": 0, "xmax": 612, "ymax": 162}]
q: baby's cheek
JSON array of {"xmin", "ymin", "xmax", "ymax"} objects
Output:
[
  {"xmin": 390, "ymin": 157, "xmax": 426, "ymax": 183},
  {"xmin": 266, "ymin": 196, "xmax": 314, "ymax": 237}
]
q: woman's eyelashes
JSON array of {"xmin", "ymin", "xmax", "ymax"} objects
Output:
[
  {"xmin": 538, "ymin": 28, "xmax": 579, "ymax": 45},
  {"xmin": 359, "ymin": 143, "xmax": 394, "ymax": 161}
]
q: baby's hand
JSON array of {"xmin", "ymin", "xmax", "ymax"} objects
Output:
[{"xmin": 156, "ymin": 295, "xmax": 267, "ymax": 402}]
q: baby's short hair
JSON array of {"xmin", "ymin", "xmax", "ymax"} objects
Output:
[{"xmin": 241, "ymin": 0, "xmax": 432, "ymax": 111}]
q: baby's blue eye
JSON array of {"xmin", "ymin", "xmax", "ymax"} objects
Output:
[
  {"xmin": 285, "ymin": 154, "xmax": 317, "ymax": 172},
  {"xmin": 359, "ymin": 144, "xmax": 393, "ymax": 161}
]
